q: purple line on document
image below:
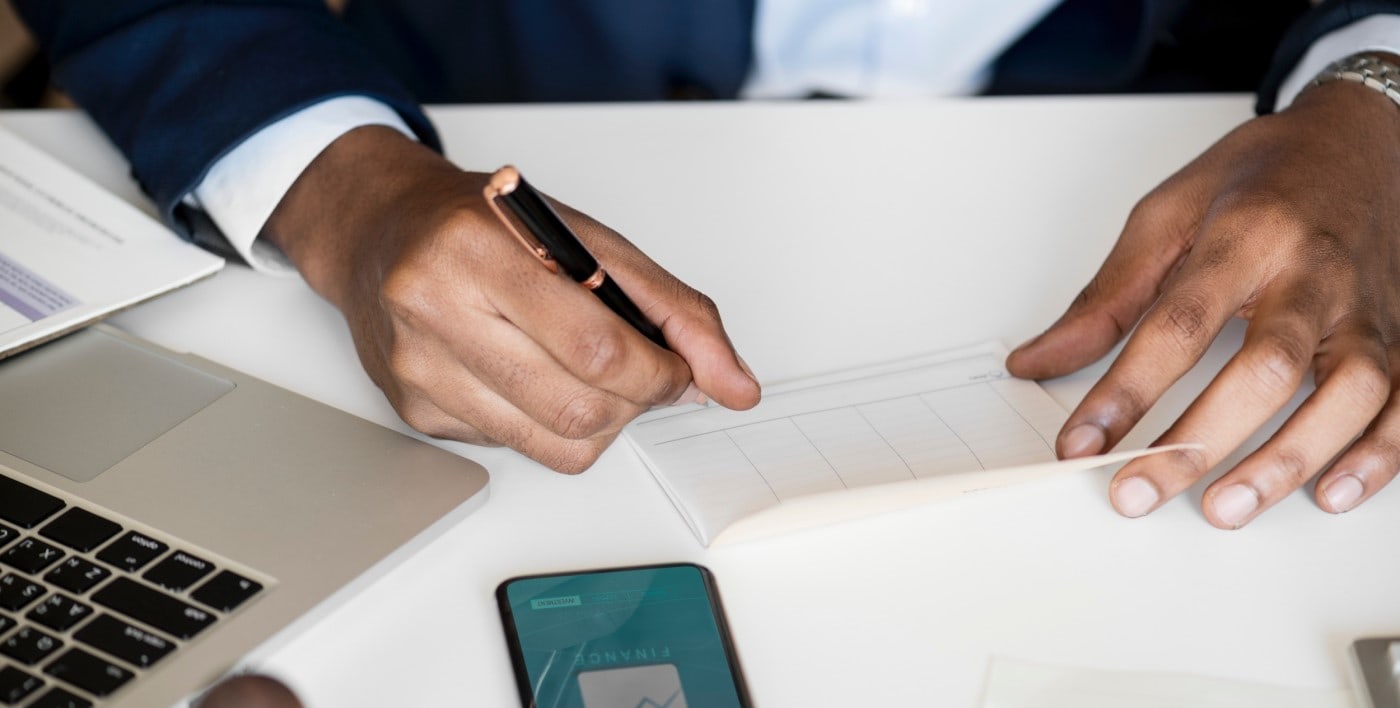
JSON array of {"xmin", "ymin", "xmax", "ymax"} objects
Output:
[
  {"xmin": 0, "ymin": 251, "xmax": 78, "ymax": 322},
  {"xmin": 0, "ymin": 288, "xmax": 45, "ymax": 321}
]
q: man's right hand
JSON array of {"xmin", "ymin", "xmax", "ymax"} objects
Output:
[{"xmin": 263, "ymin": 126, "xmax": 760, "ymax": 472}]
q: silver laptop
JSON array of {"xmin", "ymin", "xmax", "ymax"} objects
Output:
[
  {"xmin": 0, "ymin": 325, "xmax": 489, "ymax": 706},
  {"xmin": 0, "ymin": 123, "xmax": 488, "ymax": 706}
]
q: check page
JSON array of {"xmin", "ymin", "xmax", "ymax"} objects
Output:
[{"xmin": 625, "ymin": 342, "xmax": 1074, "ymax": 546}]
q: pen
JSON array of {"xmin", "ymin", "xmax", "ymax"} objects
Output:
[{"xmin": 484, "ymin": 165, "xmax": 669, "ymax": 349}]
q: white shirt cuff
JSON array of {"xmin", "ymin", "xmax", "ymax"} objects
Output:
[
  {"xmin": 188, "ymin": 96, "xmax": 416, "ymax": 273},
  {"xmin": 1275, "ymin": 14, "xmax": 1400, "ymax": 111}
]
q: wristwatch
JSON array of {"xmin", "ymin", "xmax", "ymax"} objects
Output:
[{"xmin": 1309, "ymin": 54, "xmax": 1400, "ymax": 108}]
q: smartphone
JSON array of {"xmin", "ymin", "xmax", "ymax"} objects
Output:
[{"xmin": 496, "ymin": 562, "xmax": 751, "ymax": 708}]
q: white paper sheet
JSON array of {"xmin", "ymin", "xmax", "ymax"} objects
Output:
[
  {"xmin": 625, "ymin": 342, "xmax": 1187, "ymax": 546},
  {"xmin": 0, "ymin": 125, "xmax": 223, "ymax": 357}
]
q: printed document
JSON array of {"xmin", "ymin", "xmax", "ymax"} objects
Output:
[{"xmin": 0, "ymin": 125, "xmax": 223, "ymax": 357}]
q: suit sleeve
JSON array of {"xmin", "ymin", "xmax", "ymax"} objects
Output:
[
  {"xmin": 12, "ymin": 0, "xmax": 440, "ymax": 255},
  {"xmin": 1257, "ymin": 0, "xmax": 1400, "ymax": 114}
]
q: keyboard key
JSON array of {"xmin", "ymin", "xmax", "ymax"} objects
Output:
[
  {"xmin": 0, "ymin": 575, "xmax": 46, "ymax": 612},
  {"xmin": 0, "ymin": 664, "xmax": 42, "ymax": 705},
  {"xmin": 27, "ymin": 595, "xmax": 93, "ymax": 633},
  {"xmin": 0, "ymin": 476, "xmax": 63, "ymax": 529},
  {"xmin": 43, "ymin": 558, "xmax": 109, "ymax": 595},
  {"xmin": 0, "ymin": 525, "xmax": 17, "ymax": 551},
  {"xmin": 95, "ymin": 532, "xmax": 167, "ymax": 572},
  {"xmin": 1, "ymin": 538, "xmax": 65, "ymax": 574},
  {"xmin": 39, "ymin": 509, "xmax": 121, "ymax": 553},
  {"xmin": 191, "ymin": 570, "xmax": 263, "ymax": 612},
  {"xmin": 91, "ymin": 578, "xmax": 214, "ymax": 639},
  {"xmin": 1, "ymin": 626, "xmax": 63, "ymax": 665},
  {"xmin": 26, "ymin": 686, "xmax": 92, "ymax": 708},
  {"xmin": 44, "ymin": 647, "xmax": 132, "ymax": 697},
  {"xmin": 74, "ymin": 614, "xmax": 174, "ymax": 669},
  {"xmin": 143, "ymin": 551, "xmax": 214, "ymax": 592},
  {"xmin": 0, "ymin": 614, "xmax": 14, "ymax": 635}
]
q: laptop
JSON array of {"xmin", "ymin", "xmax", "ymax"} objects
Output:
[{"xmin": 0, "ymin": 129, "xmax": 490, "ymax": 706}]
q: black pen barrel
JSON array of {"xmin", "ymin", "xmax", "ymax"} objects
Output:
[
  {"xmin": 499, "ymin": 178, "xmax": 598, "ymax": 281},
  {"xmin": 593, "ymin": 277, "xmax": 669, "ymax": 350}
]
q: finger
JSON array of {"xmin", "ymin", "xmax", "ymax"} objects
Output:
[
  {"xmin": 1008, "ymin": 179, "xmax": 1213, "ymax": 381},
  {"xmin": 197, "ymin": 675, "xmax": 303, "ymax": 708},
  {"xmin": 1197, "ymin": 325, "xmax": 1388, "ymax": 527},
  {"xmin": 1056, "ymin": 232, "xmax": 1265, "ymax": 460},
  {"xmin": 381, "ymin": 309, "xmax": 638, "ymax": 467},
  {"xmin": 444, "ymin": 313, "xmax": 651, "ymax": 441},
  {"xmin": 388, "ymin": 387, "xmax": 498, "ymax": 447},
  {"xmin": 1315, "ymin": 340, "xmax": 1400, "ymax": 514},
  {"xmin": 398, "ymin": 353, "xmax": 618, "ymax": 473},
  {"xmin": 468, "ymin": 221, "xmax": 694, "ymax": 410},
  {"xmin": 571, "ymin": 216, "xmax": 761, "ymax": 411},
  {"xmin": 1106, "ymin": 279, "xmax": 1332, "ymax": 518}
]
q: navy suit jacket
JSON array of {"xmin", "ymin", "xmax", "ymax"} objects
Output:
[{"xmin": 14, "ymin": 0, "xmax": 1400, "ymax": 257}]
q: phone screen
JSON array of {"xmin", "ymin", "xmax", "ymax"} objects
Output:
[{"xmin": 497, "ymin": 563, "xmax": 750, "ymax": 708}]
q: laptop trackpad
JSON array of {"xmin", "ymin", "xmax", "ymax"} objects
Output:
[{"xmin": 0, "ymin": 328, "xmax": 233, "ymax": 482}]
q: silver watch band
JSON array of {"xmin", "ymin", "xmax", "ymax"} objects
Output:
[{"xmin": 1309, "ymin": 54, "xmax": 1400, "ymax": 108}]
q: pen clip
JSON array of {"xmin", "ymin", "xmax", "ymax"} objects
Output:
[{"xmin": 483, "ymin": 165, "xmax": 559, "ymax": 274}]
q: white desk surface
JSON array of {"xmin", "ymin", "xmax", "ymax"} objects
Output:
[{"xmin": 4, "ymin": 96, "xmax": 1395, "ymax": 706}]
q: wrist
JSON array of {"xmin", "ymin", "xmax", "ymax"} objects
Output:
[
  {"xmin": 263, "ymin": 125, "xmax": 455, "ymax": 307},
  {"xmin": 1297, "ymin": 52, "xmax": 1400, "ymax": 113},
  {"xmin": 1288, "ymin": 52, "xmax": 1400, "ymax": 142}
]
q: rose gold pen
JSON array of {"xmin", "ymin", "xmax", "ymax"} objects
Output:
[{"xmin": 483, "ymin": 166, "xmax": 668, "ymax": 349}]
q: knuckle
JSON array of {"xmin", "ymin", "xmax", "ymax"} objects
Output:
[
  {"xmin": 1125, "ymin": 190, "xmax": 1176, "ymax": 231},
  {"xmin": 1299, "ymin": 229, "xmax": 1354, "ymax": 272},
  {"xmin": 1099, "ymin": 380, "xmax": 1151, "ymax": 425},
  {"xmin": 550, "ymin": 392, "xmax": 619, "ymax": 439},
  {"xmin": 1331, "ymin": 354, "xmax": 1390, "ymax": 413},
  {"xmin": 1148, "ymin": 292, "xmax": 1213, "ymax": 357},
  {"xmin": 543, "ymin": 441, "xmax": 609, "ymax": 475},
  {"xmin": 1211, "ymin": 193, "xmax": 1305, "ymax": 242},
  {"xmin": 663, "ymin": 285, "xmax": 722, "ymax": 340},
  {"xmin": 1163, "ymin": 444, "xmax": 1211, "ymax": 479},
  {"xmin": 687, "ymin": 290, "xmax": 720, "ymax": 320},
  {"xmin": 394, "ymin": 399, "xmax": 448, "ymax": 437},
  {"xmin": 379, "ymin": 267, "xmax": 440, "ymax": 324},
  {"xmin": 647, "ymin": 371, "xmax": 689, "ymax": 407},
  {"xmin": 569, "ymin": 328, "xmax": 630, "ymax": 381},
  {"xmin": 1240, "ymin": 332, "xmax": 1311, "ymax": 400},
  {"xmin": 1365, "ymin": 436, "xmax": 1400, "ymax": 476},
  {"xmin": 1277, "ymin": 280, "xmax": 1327, "ymax": 318},
  {"xmin": 384, "ymin": 341, "xmax": 433, "ymax": 389},
  {"xmin": 1269, "ymin": 446, "xmax": 1314, "ymax": 490}
]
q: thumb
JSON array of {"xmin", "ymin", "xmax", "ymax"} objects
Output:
[
  {"xmin": 661, "ymin": 299, "xmax": 761, "ymax": 411},
  {"xmin": 567, "ymin": 214, "xmax": 761, "ymax": 411}
]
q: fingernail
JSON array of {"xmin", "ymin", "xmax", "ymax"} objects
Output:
[
  {"xmin": 1324, "ymin": 474, "xmax": 1364, "ymax": 513},
  {"xmin": 673, "ymin": 382, "xmax": 707, "ymax": 406},
  {"xmin": 1112, "ymin": 476, "xmax": 1159, "ymax": 517},
  {"xmin": 1212, "ymin": 484, "xmax": 1260, "ymax": 528},
  {"xmin": 1060, "ymin": 424, "xmax": 1106, "ymax": 458}
]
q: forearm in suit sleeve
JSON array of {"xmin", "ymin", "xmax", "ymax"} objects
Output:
[
  {"xmin": 12, "ymin": 0, "xmax": 440, "ymax": 254},
  {"xmin": 1257, "ymin": 0, "xmax": 1400, "ymax": 113}
]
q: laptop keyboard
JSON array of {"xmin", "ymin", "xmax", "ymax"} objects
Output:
[{"xmin": 0, "ymin": 473, "xmax": 264, "ymax": 706}]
